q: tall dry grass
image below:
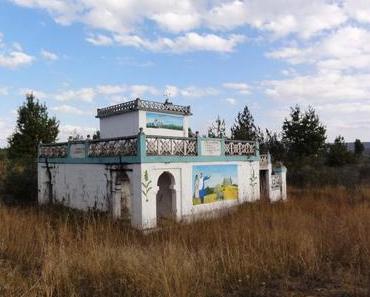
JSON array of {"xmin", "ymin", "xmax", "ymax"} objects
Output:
[{"xmin": 0, "ymin": 187, "xmax": 369, "ymax": 297}]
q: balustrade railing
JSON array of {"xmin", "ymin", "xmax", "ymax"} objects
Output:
[
  {"xmin": 39, "ymin": 135, "xmax": 258, "ymax": 159},
  {"xmin": 39, "ymin": 143, "xmax": 69, "ymax": 158},
  {"xmin": 88, "ymin": 136, "xmax": 138, "ymax": 157},
  {"xmin": 146, "ymin": 135, "xmax": 197, "ymax": 156},
  {"xmin": 225, "ymin": 140, "xmax": 256, "ymax": 156}
]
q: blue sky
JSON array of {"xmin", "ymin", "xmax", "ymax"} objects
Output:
[
  {"xmin": 193, "ymin": 165, "xmax": 238, "ymax": 189},
  {"xmin": 1, "ymin": 0, "xmax": 370, "ymax": 147}
]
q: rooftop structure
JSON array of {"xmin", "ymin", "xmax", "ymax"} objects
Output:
[{"xmin": 96, "ymin": 98, "xmax": 192, "ymax": 118}]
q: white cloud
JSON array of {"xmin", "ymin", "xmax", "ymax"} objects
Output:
[
  {"xmin": 129, "ymin": 85, "xmax": 159, "ymax": 98},
  {"xmin": 242, "ymin": 0, "xmax": 347, "ymax": 38},
  {"xmin": 51, "ymin": 104, "xmax": 92, "ymax": 115},
  {"xmin": 206, "ymin": 1, "xmax": 248, "ymax": 31},
  {"xmin": 0, "ymin": 87, "xmax": 8, "ymax": 96},
  {"xmin": 86, "ymin": 34, "xmax": 114, "ymax": 46},
  {"xmin": 0, "ymin": 51, "xmax": 34, "ymax": 69},
  {"xmin": 225, "ymin": 97, "xmax": 237, "ymax": 105},
  {"xmin": 178, "ymin": 86, "xmax": 219, "ymax": 98},
  {"xmin": 222, "ymin": 82, "xmax": 251, "ymax": 94},
  {"xmin": 96, "ymin": 84, "xmax": 126, "ymax": 95},
  {"xmin": 344, "ymin": 0, "xmax": 370, "ymax": 24},
  {"xmin": 267, "ymin": 26, "xmax": 370, "ymax": 71},
  {"xmin": 114, "ymin": 32, "xmax": 246, "ymax": 53},
  {"xmin": 151, "ymin": 12, "xmax": 200, "ymax": 33},
  {"xmin": 58, "ymin": 124, "xmax": 98, "ymax": 142},
  {"xmin": 15, "ymin": 83, "xmax": 221, "ymax": 106},
  {"xmin": 0, "ymin": 33, "xmax": 34, "ymax": 69},
  {"xmin": 10, "ymin": 0, "xmax": 348, "ymax": 40},
  {"xmin": 55, "ymin": 88, "xmax": 96, "ymax": 102},
  {"xmin": 266, "ymin": 46, "xmax": 314, "ymax": 64},
  {"xmin": 41, "ymin": 49, "xmax": 59, "ymax": 61},
  {"xmin": 164, "ymin": 85, "xmax": 220, "ymax": 98},
  {"xmin": 264, "ymin": 72, "xmax": 370, "ymax": 103}
]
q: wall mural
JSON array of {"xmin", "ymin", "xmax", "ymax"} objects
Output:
[
  {"xmin": 192, "ymin": 164, "xmax": 238, "ymax": 205},
  {"xmin": 146, "ymin": 112, "xmax": 184, "ymax": 131}
]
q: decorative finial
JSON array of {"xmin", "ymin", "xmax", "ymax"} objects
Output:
[{"xmin": 163, "ymin": 89, "xmax": 173, "ymax": 105}]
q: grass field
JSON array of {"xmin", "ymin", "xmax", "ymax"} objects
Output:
[{"xmin": 0, "ymin": 187, "xmax": 369, "ymax": 297}]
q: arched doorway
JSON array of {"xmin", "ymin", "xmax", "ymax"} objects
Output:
[
  {"xmin": 115, "ymin": 172, "xmax": 132, "ymax": 220},
  {"xmin": 156, "ymin": 171, "xmax": 176, "ymax": 221},
  {"xmin": 259, "ymin": 170, "xmax": 270, "ymax": 202}
]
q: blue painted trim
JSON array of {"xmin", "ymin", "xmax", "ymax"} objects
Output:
[
  {"xmin": 220, "ymin": 137, "xmax": 226, "ymax": 156},
  {"xmin": 38, "ymin": 154, "xmax": 259, "ymax": 165},
  {"xmin": 273, "ymin": 166, "xmax": 287, "ymax": 173},
  {"xmin": 39, "ymin": 134, "xmax": 260, "ymax": 165},
  {"xmin": 142, "ymin": 155, "xmax": 260, "ymax": 163},
  {"xmin": 255, "ymin": 141, "xmax": 260, "ymax": 159},
  {"xmin": 138, "ymin": 131, "xmax": 146, "ymax": 159},
  {"xmin": 39, "ymin": 155, "xmax": 141, "ymax": 164}
]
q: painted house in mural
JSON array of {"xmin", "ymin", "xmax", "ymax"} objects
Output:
[{"xmin": 38, "ymin": 98, "xmax": 287, "ymax": 230}]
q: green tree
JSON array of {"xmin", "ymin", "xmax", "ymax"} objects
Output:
[
  {"xmin": 208, "ymin": 115, "xmax": 226, "ymax": 138},
  {"xmin": 8, "ymin": 93, "xmax": 59, "ymax": 159},
  {"xmin": 354, "ymin": 139, "xmax": 364, "ymax": 156},
  {"xmin": 92, "ymin": 130, "xmax": 101, "ymax": 140},
  {"xmin": 326, "ymin": 135, "xmax": 354, "ymax": 166},
  {"xmin": 5, "ymin": 93, "xmax": 59, "ymax": 202},
  {"xmin": 282, "ymin": 105, "xmax": 326, "ymax": 161},
  {"xmin": 0, "ymin": 149, "xmax": 7, "ymax": 192},
  {"xmin": 262, "ymin": 129, "xmax": 286, "ymax": 162},
  {"xmin": 231, "ymin": 106, "xmax": 263, "ymax": 142}
]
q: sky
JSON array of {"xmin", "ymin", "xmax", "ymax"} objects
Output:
[
  {"xmin": 193, "ymin": 165, "xmax": 238, "ymax": 189},
  {"xmin": 1, "ymin": 0, "xmax": 370, "ymax": 147}
]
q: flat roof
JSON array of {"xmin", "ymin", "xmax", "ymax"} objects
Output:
[{"xmin": 96, "ymin": 98, "xmax": 192, "ymax": 118}]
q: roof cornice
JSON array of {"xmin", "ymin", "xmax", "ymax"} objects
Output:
[{"xmin": 96, "ymin": 98, "xmax": 192, "ymax": 118}]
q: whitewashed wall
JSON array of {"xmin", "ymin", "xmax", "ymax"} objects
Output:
[
  {"xmin": 38, "ymin": 163, "xmax": 143, "ymax": 225},
  {"xmin": 100, "ymin": 112, "xmax": 140, "ymax": 138},
  {"xmin": 140, "ymin": 160, "xmax": 260, "ymax": 229},
  {"xmin": 38, "ymin": 164, "xmax": 111, "ymax": 210},
  {"xmin": 99, "ymin": 110, "xmax": 190, "ymax": 138},
  {"xmin": 38, "ymin": 159, "xmax": 266, "ymax": 230}
]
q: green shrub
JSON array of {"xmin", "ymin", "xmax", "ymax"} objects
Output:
[{"xmin": 3, "ymin": 158, "xmax": 37, "ymax": 203}]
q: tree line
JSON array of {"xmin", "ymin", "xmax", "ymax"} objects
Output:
[
  {"xmin": 208, "ymin": 104, "xmax": 366, "ymax": 167},
  {"xmin": 207, "ymin": 104, "xmax": 368, "ymax": 187}
]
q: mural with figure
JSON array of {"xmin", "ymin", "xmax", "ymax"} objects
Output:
[
  {"xmin": 146, "ymin": 112, "xmax": 183, "ymax": 130},
  {"xmin": 192, "ymin": 164, "xmax": 238, "ymax": 205}
]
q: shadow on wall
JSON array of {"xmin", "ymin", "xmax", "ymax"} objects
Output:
[{"xmin": 156, "ymin": 172, "xmax": 176, "ymax": 220}]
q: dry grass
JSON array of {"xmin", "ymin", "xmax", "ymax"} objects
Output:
[{"xmin": 0, "ymin": 187, "xmax": 369, "ymax": 297}]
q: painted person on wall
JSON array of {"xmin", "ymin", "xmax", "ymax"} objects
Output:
[
  {"xmin": 192, "ymin": 165, "xmax": 238, "ymax": 205},
  {"xmin": 198, "ymin": 173, "xmax": 210, "ymax": 204},
  {"xmin": 194, "ymin": 174, "xmax": 200, "ymax": 199}
]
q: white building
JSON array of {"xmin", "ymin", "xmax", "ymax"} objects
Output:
[{"xmin": 38, "ymin": 98, "xmax": 287, "ymax": 230}]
